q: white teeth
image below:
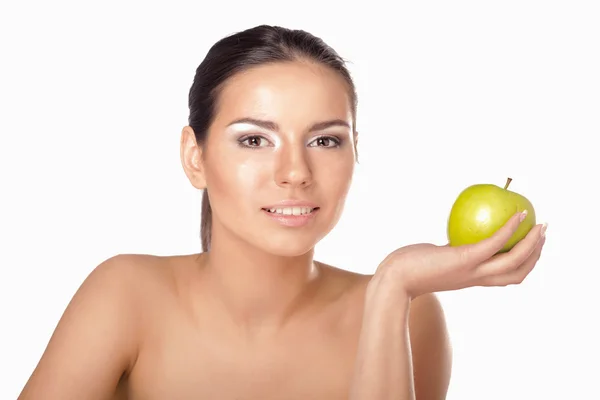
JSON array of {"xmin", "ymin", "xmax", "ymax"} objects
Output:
[{"xmin": 266, "ymin": 207, "xmax": 315, "ymax": 215}]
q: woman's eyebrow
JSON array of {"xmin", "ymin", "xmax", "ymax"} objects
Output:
[{"xmin": 226, "ymin": 118, "xmax": 350, "ymax": 132}]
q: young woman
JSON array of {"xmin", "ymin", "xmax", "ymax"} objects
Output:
[{"xmin": 18, "ymin": 25, "xmax": 547, "ymax": 400}]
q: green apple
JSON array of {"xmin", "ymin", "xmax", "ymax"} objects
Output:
[{"xmin": 447, "ymin": 178, "xmax": 536, "ymax": 253}]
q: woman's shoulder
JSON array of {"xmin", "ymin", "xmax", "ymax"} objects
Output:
[
  {"xmin": 314, "ymin": 261, "xmax": 372, "ymax": 302},
  {"xmin": 71, "ymin": 253, "xmax": 190, "ymax": 320},
  {"xmin": 88, "ymin": 253, "xmax": 176, "ymax": 293},
  {"xmin": 17, "ymin": 253, "xmax": 174, "ymax": 398},
  {"xmin": 94, "ymin": 252, "xmax": 198, "ymax": 284}
]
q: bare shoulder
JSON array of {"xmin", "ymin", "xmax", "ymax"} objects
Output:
[
  {"xmin": 86, "ymin": 253, "xmax": 165, "ymax": 288},
  {"xmin": 409, "ymin": 293, "xmax": 453, "ymax": 400},
  {"xmin": 314, "ymin": 261, "xmax": 372, "ymax": 302},
  {"xmin": 18, "ymin": 253, "xmax": 173, "ymax": 400},
  {"xmin": 315, "ymin": 261, "xmax": 370, "ymax": 286},
  {"xmin": 104, "ymin": 253, "xmax": 182, "ymax": 291},
  {"xmin": 72, "ymin": 253, "xmax": 177, "ymax": 309}
]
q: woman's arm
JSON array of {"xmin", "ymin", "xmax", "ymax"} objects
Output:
[
  {"xmin": 349, "ymin": 212, "xmax": 545, "ymax": 399},
  {"xmin": 349, "ymin": 271, "xmax": 415, "ymax": 400},
  {"xmin": 18, "ymin": 255, "xmax": 141, "ymax": 400},
  {"xmin": 349, "ymin": 273, "xmax": 452, "ymax": 400}
]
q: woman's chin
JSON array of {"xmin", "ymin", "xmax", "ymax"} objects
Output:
[{"xmin": 255, "ymin": 237, "xmax": 318, "ymax": 258}]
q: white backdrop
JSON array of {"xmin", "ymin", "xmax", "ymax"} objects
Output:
[{"xmin": 1, "ymin": 1, "xmax": 598, "ymax": 398}]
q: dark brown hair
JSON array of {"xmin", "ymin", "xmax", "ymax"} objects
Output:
[{"xmin": 187, "ymin": 25, "xmax": 358, "ymax": 252}]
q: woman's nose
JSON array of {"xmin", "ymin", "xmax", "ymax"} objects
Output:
[{"xmin": 274, "ymin": 145, "xmax": 313, "ymax": 189}]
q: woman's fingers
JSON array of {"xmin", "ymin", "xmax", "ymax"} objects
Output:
[
  {"xmin": 453, "ymin": 211, "xmax": 529, "ymax": 270},
  {"xmin": 478, "ymin": 235, "xmax": 546, "ymax": 287},
  {"xmin": 380, "ymin": 210, "xmax": 547, "ymax": 296},
  {"xmin": 475, "ymin": 223, "xmax": 546, "ymax": 278}
]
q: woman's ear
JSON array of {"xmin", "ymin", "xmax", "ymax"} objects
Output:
[{"xmin": 180, "ymin": 126, "xmax": 207, "ymax": 190}]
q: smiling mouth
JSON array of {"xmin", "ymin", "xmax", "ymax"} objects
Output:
[{"xmin": 261, "ymin": 207, "xmax": 320, "ymax": 216}]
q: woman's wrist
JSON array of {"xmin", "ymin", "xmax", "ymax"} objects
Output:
[
  {"xmin": 367, "ymin": 267, "xmax": 412, "ymax": 308},
  {"xmin": 362, "ymin": 272, "xmax": 412, "ymax": 340}
]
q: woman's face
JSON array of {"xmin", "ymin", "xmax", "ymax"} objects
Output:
[{"xmin": 191, "ymin": 60, "xmax": 356, "ymax": 257}]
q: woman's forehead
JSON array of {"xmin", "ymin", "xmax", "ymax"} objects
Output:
[{"xmin": 213, "ymin": 62, "xmax": 353, "ymax": 129}]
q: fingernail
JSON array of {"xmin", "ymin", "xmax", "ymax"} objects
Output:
[
  {"xmin": 540, "ymin": 223, "xmax": 548, "ymax": 237},
  {"xmin": 519, "ymin": 210, "xmax": 528, "ymax": 222}
]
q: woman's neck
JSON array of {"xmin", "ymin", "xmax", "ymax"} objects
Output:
[{"xmin": 197, "ymin": 226, "xmax": 323, "ymax": 336}]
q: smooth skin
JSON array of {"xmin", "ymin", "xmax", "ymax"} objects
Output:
[{"xmin": 18, "ymin": 60, "xmax": 545, "ymax": 400}]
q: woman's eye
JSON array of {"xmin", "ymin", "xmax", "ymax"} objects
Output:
[
  {"xmin": 240, "ymin": 136, "xmax": 270, "ymax": 148},
  {"xmin": 309, "ymin": 136, "xmax": 341, "ymax": 148},
  {"xmin": 240, "ymin": 135, "xmax": 341, "ymax": 149}
]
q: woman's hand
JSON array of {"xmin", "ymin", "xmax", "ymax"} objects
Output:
[
  {"xmin": 352, "ymin": 211, "xmax": 546, "ymax": 400},
  {"xmin": 373, "ymin": 211, "xmax": 548, "ymax": 299}
]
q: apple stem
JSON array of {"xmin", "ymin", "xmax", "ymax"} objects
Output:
[{"xmin": 504, "ymin": 177, "xmax": 512, "ymax": 190}]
